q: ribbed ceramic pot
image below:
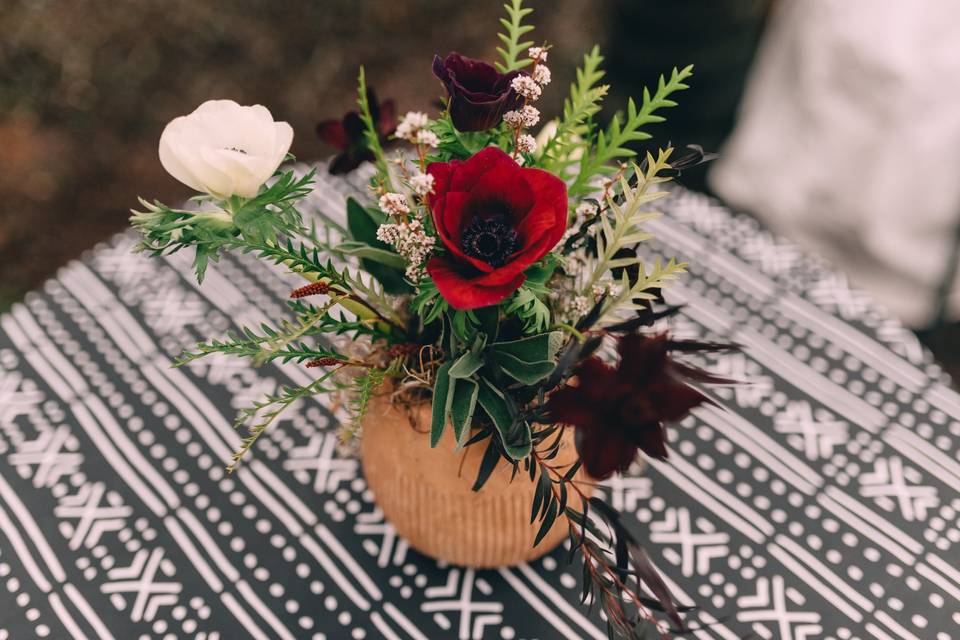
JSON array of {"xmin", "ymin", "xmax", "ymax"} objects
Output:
[{"xmin": 360, "ymin": 392, "xmax": 591, "ymax": 568}]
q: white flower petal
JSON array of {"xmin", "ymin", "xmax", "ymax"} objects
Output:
[
  {"xmin": 270, "ymin": 121, "xmax": 294, "ymax": 171},
  {"xmin": 156, "ymin": 99, "xmax": 294, "ymax": 198},
  {"xmin": 158, "ymin": 116, "xmax": 207, "ymax": 193},
  {"xmin": 202, "ymin": 148, "xmax": 273, "ymax": 198}
]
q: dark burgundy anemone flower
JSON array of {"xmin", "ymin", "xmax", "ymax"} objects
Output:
[
  {"xmin": 426, "ymin": 147, "xmax": 567, "ymax": 309},
  {"xmin": 316, "ymin": 88, "xmax": 396, "ymax": 174},
  {"xmin": 432, "ymin": 52, "xmax": 523, "ymax": 132},
  {"xmin": 546, "ymin": 333, "xmax": 728, "ymax": 479}
]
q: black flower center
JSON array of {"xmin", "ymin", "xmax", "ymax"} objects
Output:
[{"xmin": 460, "ymin": 214, "xmax": 518, "ymax": 268}]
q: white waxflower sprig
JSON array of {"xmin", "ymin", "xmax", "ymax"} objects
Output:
[
  {"xmin": 375, "ymin": 217, "xmax": 436, "ymax": 282},
  {"xmin": 575, "ymin": 202, "xmax": 598, "ymax": 219},
  {"xmin": 409, "ymin": 172, "xmax": 435, "ymax": 197},
  {"xmin": 510, "ymin": 75, "xmax": 542, "ymax": 101},
  {"xmin": 516, "ymin": 134, "xmax": 537, "ymax": 154},
  {"xmin": 395, "ymin": 110, "xmax": 439, "ymax": 173},
  {"xmin": 503, "ymin": 105, "xmax": 540, "ymax": 128},
  {"xmin": 396, "ymin": 111, "xmax": 439, "ymax": 149},
  {"xmin": 376, "ymin": 191, "xmax": 436, "ymax": 282},
  {"xmin": 504, "ymin": 46, "xmax": 552, "ymax": 159},
  {"xmin": 378, "ymin": 192, "xmax": 410, "ymax": 217},
  {"xmin": 395, "ymin": 111, "xmax": 430, "ymax": 142}
]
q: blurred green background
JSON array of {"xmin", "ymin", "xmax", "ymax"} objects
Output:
[{"xmin": 0, "ymin": 0, "xmax": 769, "ymax": 310}]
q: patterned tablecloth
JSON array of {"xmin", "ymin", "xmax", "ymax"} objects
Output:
[{"xmin": 1, "ymin": 164, "xmax": 959, "ymax": 640}]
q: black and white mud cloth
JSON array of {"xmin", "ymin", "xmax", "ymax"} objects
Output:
[{"xmin": 1, "ymin": 163, "xmax": 959, "ymax": 640}]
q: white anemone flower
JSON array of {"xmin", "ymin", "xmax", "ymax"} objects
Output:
[{"xmin": 159, "ymin": 99, "xmax": 293, "ymax": 199}]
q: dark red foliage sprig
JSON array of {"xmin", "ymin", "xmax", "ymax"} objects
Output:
[
  {"xmin": 317, "ymin": 88, "xmax": 396, "ymax": 174},
  {"xmin": 546, "ymin": 332, "xmax": 731, "ymax": 479}
]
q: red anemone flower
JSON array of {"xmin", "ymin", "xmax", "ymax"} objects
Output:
[
  {"xmin": 546, "ymin": 333, "xmax": 720, "ymax": 479},
  {"xmin": 425, "ymin": 147, "xmax": 567, "ymax": 309}
]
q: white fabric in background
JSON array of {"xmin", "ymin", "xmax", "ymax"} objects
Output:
[{"xmin": 709, "ymin": 0, "xmax": 960, "ymax": 327}]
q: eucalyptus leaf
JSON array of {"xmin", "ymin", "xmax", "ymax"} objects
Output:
[
  {"xmin": 450, "ymin": 378, "xmax": 479, "ymax": 444},
  {"xmin": 430, "ymin": 361, "xmax": 453, "ymax": 447},
  {"xmin": 449, "ymin": 351, "xmax": 484, "ymax": 379},
  {"xmin": 364, "ymin": 261, "xmax": 412, "ymax": 295},
  {"xmin": 346, "ymin": 197, "xmax": 385, "ymax": 244},
  {"xmin": 491, "ymin": 350, "xmax": 555, "ymax": 384},
  {"xmin": 477, "ymin": 379, "xmax": 530, "ymax": 459},
  {"xmin": 335, "ymin": 240, "xmax": 407, "ymax": 268},
  {"xmin": 489, "ymin": 331, "xmax": 559, "ymax": 364}
]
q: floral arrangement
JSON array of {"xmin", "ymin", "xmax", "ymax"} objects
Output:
[{"xmin": 131, "ymin": 2, "xmax": 727, "ymax": 637}]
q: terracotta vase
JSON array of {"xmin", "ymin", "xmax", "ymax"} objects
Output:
[{"xmin": 360, "ymin": 392, "xmax": 591, "ymax": 568}]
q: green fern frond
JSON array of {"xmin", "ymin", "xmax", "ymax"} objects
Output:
[
  {"xmin": 495, "ymin": 0, "xmax": 535, "ymax": 73},
  {"xmin": 357, "ymin": 66, "xmax": 394, "ymax": 190},
  {"xmin": 174, "ymin": 323, "xmax": 344, "ymax": 368},
  {"xmin": 569, "ymin": 65, "xmax": 693, "ymax": 196},
  {"xmin": 343, "ymin": 368, "xmax": 387, "ymax": 441},
  {"xmin": 540, "ymin": 46, "xmax": 609, "ymax": 176},
  {"xmin": 581, "ymin": 150, "xmax": 687, "ymax": 325},
  {"xmin": 581, "ymin": 149, "xmax": 673, "ymax": 293},
  {"xmin": 505, "ymin": 285, "xmax": 551, "ymax": 334},
  {"xmin": 249, "ymin": 302, "xmax": 342, "ymax": 367},
  {"xmin": 228, "ymin": 371, "xmax": 342, "ymax": 473},
  {"xmin": 236, "ymin": 238, "xmax": 348, "ymax": 287},
  {"xmin": 341, "ymin": 268, "xmax": 406, "ymax": 328}
]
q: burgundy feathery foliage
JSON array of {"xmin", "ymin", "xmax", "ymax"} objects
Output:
[
  {"xmin": 316, "ymin": 88, "xmax": 396, "ymax": 174},
  {"xmin": 546, "ymin": 333, "xmax": 729, "ymax": 479}
]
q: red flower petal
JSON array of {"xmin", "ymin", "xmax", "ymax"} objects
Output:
[
  {"xmin": 651, "ymin": 381, "xmax": 708, "ymax": 422},
  {"xmin": 427, "ymin": 256, "xmax": 526, "ymax": 310},
  {"xmin": 448, "ymin": 147, "xmax": 514, "ymax": 192},
  {"xmin": 316, "ymin": 120, "xmax": 348, "ymax": 150},
  {"xmin": 342, "ymin": 112, "xmax": 366, "ymax": 139},
  {"xmin": 515, "ymin": 167, "xmax": 568, "ymax": 252},
  {"xmin": 617, "ymin": 333, "xmax": 669, "ymax": 383},
  {"xmin": 466, "ymin": 159, "xmax": 535, "ymax": 223},
  {"xmin": 378, "ymin": 99, "xmax": 397, "ymax": 136},
  {"xmin": 425, "ymin": 147, "xmax": 567, "ymax": 309},
  {"xmin": 426, "ymin": 161, "xmax": 455, "ymax": 211},
  {"xmin": 432, "ymin": 191, "xmax": 495, "ymax": 274}
]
